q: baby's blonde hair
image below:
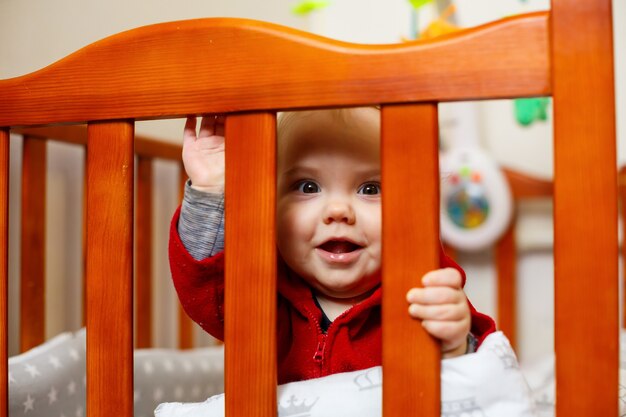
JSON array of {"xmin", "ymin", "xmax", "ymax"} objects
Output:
[{"xmin": 277, "ymin": 107, "xmax": 380, "ymax": 142}]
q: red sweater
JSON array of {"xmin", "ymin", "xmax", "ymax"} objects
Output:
[{"xmin": 169, "ymin": 209, "xmax": 495, "ymax": 384}]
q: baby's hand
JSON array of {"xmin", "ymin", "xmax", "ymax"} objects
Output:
[
  {"xmin": 182, "ymin": 115, "xmax": 225, "ymax": 194},
  {"xmin": 406, "ymin": 268, "xmax": 471, "ymax": 358}
]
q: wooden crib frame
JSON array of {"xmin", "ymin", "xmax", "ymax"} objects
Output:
[
  {"xmin": 11, "ymin": 125, "xmax": 197, "ymax": 352},
  {"xmin": 0, "ymin": 0, "xmax": 617, "ymax": 415}
]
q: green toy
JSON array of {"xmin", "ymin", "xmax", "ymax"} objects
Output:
[
  {"xmin": 292, "ymin": 0, "xmax": 433, "ymax": 16},
  {"xmin": 291, "ymin": 1, "xmax": 331, "ymax": 16},
  {"xmin": 408, "ymin": 0, "xmax": 434, "ymax": 9},
  {"xmin": 514, "ymin": 97, "xmax": 550, "ymax": 126}
]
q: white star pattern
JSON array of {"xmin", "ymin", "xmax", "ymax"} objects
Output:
[
  {"xmin": 68, "ymin": 380, "xmax": 76, "ymax": 395},
  {"xmin": 143, "ymin": 360, "xmax": 154, "ymax": 375},
  {"xmin": 24, "ymin": 363, "xmax": 41, "ymax": 378},
  {"xmin": 49, "ymin": 355, "xmax": 63, "ymax": 369},
  {"xmin": 69, "ymin": 348, "xmax": 80, "ymax": 361},
  {"xmin": 48, "ymin": 386, "xmax": 58, "ymax": 404},
  {"xmin": 153, "ymin": 387, "xmax": 164, "ymax": 402},
  {"xmin": 75, "ymin": 406, "xmax": 84, "ymax": 417},
  {"xmin": 174, "ymin": 385, "xmax": 184, "ymax": 400},
  {"xmin": 23, "ymin": 394, "xmax": 35, "ymax": 413}
]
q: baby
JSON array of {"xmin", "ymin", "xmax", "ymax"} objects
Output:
[{"xmin": 169, "ymin": 107, "xmax": 495, "ymax": 384}]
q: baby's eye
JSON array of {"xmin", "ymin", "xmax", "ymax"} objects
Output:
[
  {"xmin": 358, "ymin": 182, "xmax": 381, "ymax": 195},
  {"xmin": 297, "ymin": 181, "xmax": 321, "ymax": 194}
]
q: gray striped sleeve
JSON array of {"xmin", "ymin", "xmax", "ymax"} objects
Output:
[{"xmin": 178, "ymin": 180, "xmax": 225, "ymax": 261}]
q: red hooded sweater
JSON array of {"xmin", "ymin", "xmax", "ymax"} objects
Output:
[{"xmin": 169, "ymin": 208, "xmax": 495, "ymax": 385}]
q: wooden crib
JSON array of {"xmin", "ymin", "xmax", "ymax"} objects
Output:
[
  {"xmin": 11, "ymin": 124, "xmax": 197, "ymax": 353},
  {"xmin": 0, "ymin": 1, "xmax": 617, "ymax": 416}
]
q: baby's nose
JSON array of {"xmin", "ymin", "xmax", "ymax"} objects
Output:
[{"xmin": 323, "ymin": 201, "xmax": 356, "ymax": 225}]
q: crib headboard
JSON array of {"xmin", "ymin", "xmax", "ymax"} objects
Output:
[{"xmin": 0, "ymin": 1, "xmax": 617, "ymax": 416}]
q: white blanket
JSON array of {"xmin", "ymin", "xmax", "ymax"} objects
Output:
[{"xmin": 155, "ymin": 331, "xmax": 536, "ymax": 416}]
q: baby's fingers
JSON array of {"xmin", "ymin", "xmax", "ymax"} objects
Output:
[
  {"xmin": 406, "ymin": 286, "xmax": 462, "ymax": 305},
  {"xmin": 183, "ymin": 116, "xmax": 198, "ymax": 145},
  {"xmin": 215, "ymin": 115, "xmax": 226, "ymax": 136},
  {"xmin": 199, "ymin": 115, "xmax": 220, "ymax": 138},
  {"xmin": 421, "ymin": 320, "xmax": 468, "ymax": 345},
  {"xmin": 422, "ymin": 268, "xmax": 462, "ymax": 288},
  {"xmin": 408, "ymin": 303, "xmax": 467, "ymax": 321}
]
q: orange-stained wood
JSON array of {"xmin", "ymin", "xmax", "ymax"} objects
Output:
[
  {"xmin": 177, "ymin": 163, "xmax": 194, "ymax": 349},
  {"xmin": 86, "ymin": 121, "xmax": 134, "ymax": 417},
  {"xmin": 381, "ymin": 104, "xmax": 440, "ymax": 416},
  {"xmin": 552, "ymin": 0, "xmax": 618, "ymax": 415},
  {"xmin": 0, "ymin": 129, "xmax": 9, "ymax": 417},
  {"xmin": 495, "ymin": 220, "xmax": 517, "ymax": 350},
  {"xmin": 20, "ymin": 136, "xmax": 47, "ymax": 353},
  {"xmin": 618, "ymin": 166, "xmax": 626, "ymax": 328},
  {"xmin": 82, "ymin": 161, "xmax": 87, "ymax": 327},
  {"xmin": 14, "ymin": 125, "xmax": 181, "ymax": 161},
  {"xmin": 496, "ymin": 168, "xmax": 551, "ymax": 348},
  {"xmin": 224, "ymin": 113, "xmax": 277, "ymax": 417},
  {"xmin": 0, "ymin": 13, "xmax": 549, "ymax": 127},
  {"xmin": 502, "ymin": 167, "xmax": 553, "ymax": 199},
  {"xmin": 135, "ymin": 157, "xmax": 153, "ymax": 348}
]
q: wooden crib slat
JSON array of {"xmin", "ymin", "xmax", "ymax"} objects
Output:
[
  {"xmin": 86, "ymin": 121, "xmax": 134, "ymax": 417},
  {"xmin": 224, "ymin": 113, "xmax": 277, "ymax": 417},
  {"xmin": 552, "ymin": 0, "xmax": 618, "ymax": 415},
  {"xmin": 495, "ymin": 221, "xmax": 517, "ymax": 350},
  {"xmin": 20, "ymin": 135, "xmax": 47, "ymax": 353},
  {"xmin": 177, "ymin": 163, "xmax": 194, "ymax": 349},
  {"xmin": 381, "ymin": 104, "xmax": 440, "ymax": 416},
  {"xmin": 0, "ymin": 128, "xmax": 9, "ymax": 417},
  {"xmin": 618, "ymin": 166, "xmax": 626, "ymax": 329},
  {"xmin": 135, "ymin": 156, "xmax": 153, "ymax": 348}
]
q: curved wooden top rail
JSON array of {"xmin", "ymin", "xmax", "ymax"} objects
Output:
[
  {"xmin": 502, "ymin": 167, "xmax": 553, "ymax": 199},
  {"xmin": 13, "ymin": 125, "xmax": 181, "ymax": 161},
  {"xmin": 0, "ymin": 13, "xmax": 549, "ymax": 127}
]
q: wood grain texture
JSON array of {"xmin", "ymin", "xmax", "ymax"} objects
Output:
[
  {"xmin": 381, "ymin": 104, "xmax": 440, "ymax": 416},
  {"xmin": 177, "ymin": 163, "xmax": 194, "ymax": 349},
  {"xmin": 495, "ymin": 221, "xmax": 517, "ymax": 350},
  {"xmin": 618, "ymin": 166, "xmax": 626, "ymax": 328},
  {"xmin": 0, "ymin": 129, "xmax": 9, "ymax": 417},
  {"xmin": 86, "ymin": 121, "xmax": 134, "ymax": 417},
  {"xmin": 135, "ymin": 157, "xmax": 152, "ymax": 348},
  {"xmin": 0, "ymin": 13, "xmax": 549, "ymax": 127},
  {"xmin": 552, "ymin": 1, "xmax": 618, "ymax": 415},
  {"xmin": 20, "ymin": 136, "xmax": 46, "ymax": 352},
  {"xmin": 14, "ymin": 125, "xmax": 181, "ymax": 161},
  {"xmin": 224, "ymin": 113, "xmax": 277, "ymax": 417}
]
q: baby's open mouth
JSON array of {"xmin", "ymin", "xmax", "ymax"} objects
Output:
[{"xmin": 318, "ymin": 240, "xmax": 363, "ymax": 254}]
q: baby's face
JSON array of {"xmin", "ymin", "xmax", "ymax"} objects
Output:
[{"xmin": 276, "ymin": 108, "xmax": 381, "ymax": 300}]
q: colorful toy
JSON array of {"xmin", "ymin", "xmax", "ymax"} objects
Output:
[{"xmin": 440, "ymin": 146, "xmax": 513, "ymax": 251}]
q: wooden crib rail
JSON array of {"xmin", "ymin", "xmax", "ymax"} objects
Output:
[
  {"xmin": 496, "ymin": 168, "xmax": 553, "ymax": 350},
  {"xmin": 0, "ymin": 13, "xmax": 549, "ymax": 128},
  {"xmin": 0, "ymin": 1, "xmax": 617, "ymax": 416}
]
